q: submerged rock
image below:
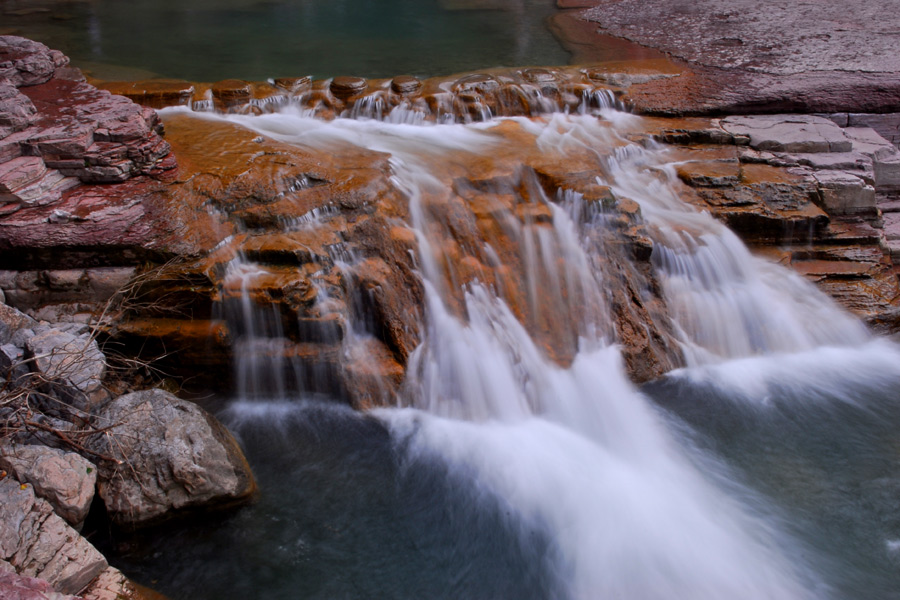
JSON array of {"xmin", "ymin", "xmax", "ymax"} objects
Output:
[{"xmin": 87, "ymin": 389, "xmax": 256, "ymax": 527}]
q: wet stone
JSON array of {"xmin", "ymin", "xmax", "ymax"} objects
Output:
[
  {"xmin": 390, "ymin": 75, "xmax": 422, "ymax": 95},
  {"xmin": 273, "ymin": 76, "xmax": 312, "ymax": 93},
  {"xmin": 453, "ymin": 74, "xmax": 500, "ymax": 94},
  {"xmin": 522, "ymin": 68, "xmax": 557, "ymax": 84},
  {"xmin": 211, "ymin": 79, "xmax": 252, "ymax": 107},
  {"xmin": 330, "ymin": 76, "xmax": 367, "ymax": 98}
]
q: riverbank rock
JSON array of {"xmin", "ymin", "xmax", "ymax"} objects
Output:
[
  {"xmin": 0, "ymin": 571, "xmax": 79, "ymax": 600},
  {"xmin": 0, "ymin": 475, "xmax": 107, "ymax": 595},
  {"xmin": 0, "ymin": 445, "xmax": 96, "ymax": 530},
  {"xmin": 577, "ymin": 0, "xmax": 900, "ymax": 116},
  {"xmin": 87, "ymin": 389, "xmax": 256, "ymax": 527}
]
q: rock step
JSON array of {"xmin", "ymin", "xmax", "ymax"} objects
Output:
[
  {"xmin": 238, "ymin": 230, "xmax": 346, "ymax": 266},
  {"xmin": 95, "ymin": 67, "xmax": 625, "ymax": 123}
]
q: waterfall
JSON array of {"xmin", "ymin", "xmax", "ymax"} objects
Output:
[{"xmin": 154, "ymin": 101, "xmax": 900, "ymax": 599}]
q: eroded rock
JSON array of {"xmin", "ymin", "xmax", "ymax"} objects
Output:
[{"xmin": 87, "ymin": 389, "xmax": 256, "ymax": 527}]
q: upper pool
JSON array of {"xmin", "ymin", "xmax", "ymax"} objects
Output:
[{"xmin": 1, "ymin": 0, "xmax": 572, "ymax": 81}]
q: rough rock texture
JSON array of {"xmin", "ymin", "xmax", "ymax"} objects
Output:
[
  {"xmin": 0, "ymin": 36, "xmax": 188, "ymax": 279},
  {"xmin": 87, "ymin": 389, "xmax": 256, "ymax": 527},
  {"xmin": 79, "ymin": 566, "xmax": 148, "ymax": 600},
  {"xmin": 0, "ymin": 300, "xmax": 35, "ymax": 344},
  {"xmin": 0, "ymin": 571, "xmax": 79, "ymax": 600},
  {"xmin": 25, "ymin": 327, "xmax": 105, "ymax": 394},
  {"xmin": 577, "ymin": 0, "xmax": 900, "ymax": 115},
  {"xmin": 0, "ymin": 445, "xmax": 96, "ymax": 529},
  {"xmin": 642, "ymin": 115, "xmax": 900, "ymax": 331},
  {"xmin": 0, "ymin": 475, "xmax": 107, "ymax": 595},
  {"xmin": 0, "ymin": 37, "xmax": 68, "ymax": 88}
]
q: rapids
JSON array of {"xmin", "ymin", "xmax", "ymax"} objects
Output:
[{"xmin": 106, "ymin": 101, "xmax": 900, "ymax": 599}]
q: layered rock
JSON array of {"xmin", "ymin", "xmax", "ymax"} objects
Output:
[
  {"xmin": 0, "ymin": 475, "xmax": 107, "ymax": 595},
  {"xmin": 640, "ymin": 114, "xmax": 900, "ymax": 331}
]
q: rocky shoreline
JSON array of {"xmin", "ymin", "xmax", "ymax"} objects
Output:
[{"xmin": 1, "ymin": 14, "xmax": 900, "ymax": 597}]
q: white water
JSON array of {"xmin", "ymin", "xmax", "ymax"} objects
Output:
[{"xmin": 178, "ymin": 103, "xmax": 900, "ymax": 598}]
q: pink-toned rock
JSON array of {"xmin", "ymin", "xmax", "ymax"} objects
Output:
[
  {"xmin": 0, "ymin": 79, "xmax": 36, "ymax": 136},
  {"xmin": 0, "ymin": 156, "xmax": 45, "ymax": 193},
  {"xmin": 0, "ymin": 571, "xmax": 79, "ymax": 600},
  {"xmin": 0, "ymin": 37, "xmax": 67, "ymax": 88},
  {"xmin": 0, "ymin": 476, "xmax": 107, "ymax": 595}
]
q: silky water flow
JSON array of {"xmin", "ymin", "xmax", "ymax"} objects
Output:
[{"xmin": 122, "ymin": 101, "xmax": 900, "ymax": 599}]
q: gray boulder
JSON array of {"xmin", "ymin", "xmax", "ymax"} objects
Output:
[
  {"xmin": 88, "ymin": 389, "xmax": 256, "ymax": 526},
  {"xmin": 0, "ymin": 476, "xmax": 107, "ymax": 595},
  {"xmin": 0, "ymin": 445, "xmax": 96, "ymax": 530},
  {"xmin": 25, "ymin": 328, "xmax": 105, "ymax": 395}
]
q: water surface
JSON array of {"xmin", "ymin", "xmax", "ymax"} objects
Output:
[{"xmin": 1, "ymin": 0, "xmax": 570, "ymax": 80}]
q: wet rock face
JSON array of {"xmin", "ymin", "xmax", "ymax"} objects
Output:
[
  {"xmin": 87, "ymin": 389, "xmax": 256, "ymax": 527},
  {"xmin": 643, "ymin": 115, "xmax": 900, "ymax": 332}
]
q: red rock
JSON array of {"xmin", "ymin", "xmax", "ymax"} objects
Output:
[
  {"xmin": 330, "ymin": 76, "xmax": 367, "ymax": 99},
  {"xmin": 0, "ymin": 36, "xmax": 67, "ymax": 88},
  {"xmin": 0, "ymin": 156, "xmax": 45, "ymax": 193}
]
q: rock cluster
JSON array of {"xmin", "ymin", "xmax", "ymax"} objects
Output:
[
  {"xmin": 0, "ymin": 35, "xmax": 173, "ymax": 216},
  {"xmin": 0, "ymin": 295, "xmax": 256, "ymax": 598}
]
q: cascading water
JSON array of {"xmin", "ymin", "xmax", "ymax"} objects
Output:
[{"xmin": 124, "ymin": 98, "xmax": 900, "ymax": 600}]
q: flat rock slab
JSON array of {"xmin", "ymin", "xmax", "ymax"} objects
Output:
[
  {"xmin": 721, "ymin": 115, "xmax": 851, "ymax": 153},
  {"xmin": 580, "ymin": 0, "xmax": 900, "ymax": 76}
]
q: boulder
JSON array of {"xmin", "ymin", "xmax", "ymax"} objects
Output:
[
  {"xmin": 87, "ymin": 389, "xmax": 256, "ymax": 526},
  {"xmin": 25, "ymin": 328, "xmax": 105, "ymax": 395},
  {"xmin": 0, "ymin": 445, "xmax": 96, "ymax": 529},
  {"xmin": 0, "ymin": 475, "xmax": 107, "ymax": 595},
  {"xmin": 0, "ymin": 571, "xmax": 80, "ymax": 600}
]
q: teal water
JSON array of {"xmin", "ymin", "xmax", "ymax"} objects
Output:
[{"xmin": 0, "ymin": 0, "xmax": 569, "ymax": 80}]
